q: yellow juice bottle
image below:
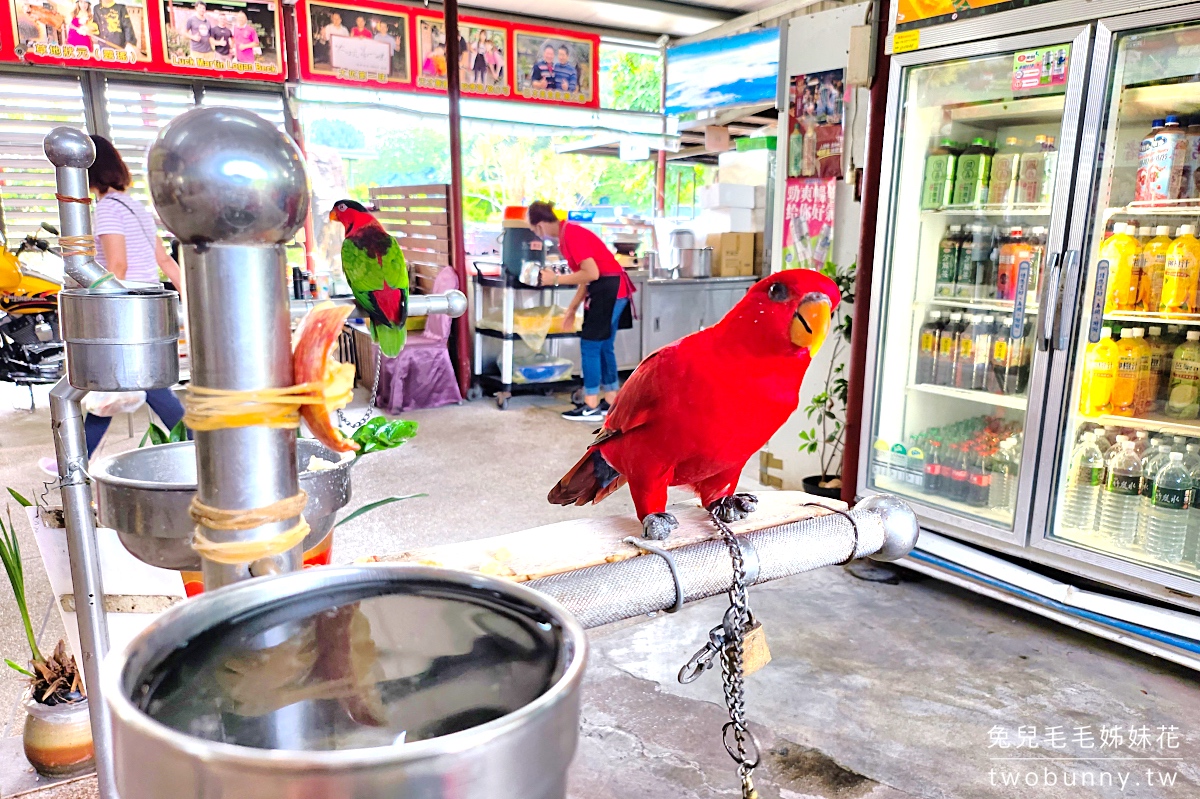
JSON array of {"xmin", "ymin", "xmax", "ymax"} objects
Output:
[
  {"xmin": 1160, "ymin": 224, "xmax": 1200, "ymax": 314},
  {"xmin": 1111, "ymin": 328, "xmax": 1140, "ymax": 416},
  {"xmin": 1079, "ymin": 326, "xmax": 1118, "ymax": 416},
  {"xmin": 1102, "ymin": 222, "xmax": 1143, "ymax": 312},
  {"xmin": 1133, "ymin": 328, "xmax": 1154, "ymax": 415},
  {"xmin": 1138, "ymin": 225, "xmax": 1172, "ymax": 311}
]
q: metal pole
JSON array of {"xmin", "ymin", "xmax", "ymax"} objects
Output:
[
  {"xmin": 44, "ymin": 129, "xmax": 121, "ymax": 292},
  {"xmin": 444, "ymin": 0, "xmax": 471, "ymax": 397},
  {"xmin": 184, "ymin": 245, "xmax": 302, "ymax": 590},
  {"xmin": 48, "ymin": 380, "xmax": 117, "ymax": 799},
  {"xmin": 842, "ymin": 0, "xmax": 889, "ymax": 504}
]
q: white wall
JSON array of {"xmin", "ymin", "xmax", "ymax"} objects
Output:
[{"xmin": 763, "ymin": 3, "xmax": 871, "ymax": 487}]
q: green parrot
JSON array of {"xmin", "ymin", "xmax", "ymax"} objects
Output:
[{"xmin": 329, "ymin": 199, "xmax": 408, "ymax": 356}]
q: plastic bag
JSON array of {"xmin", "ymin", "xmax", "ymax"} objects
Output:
[{"xmin": 82, "ymin": 391, "xmax": 146, "ymax": 417}]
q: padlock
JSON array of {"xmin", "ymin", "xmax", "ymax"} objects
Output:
[{"xmin": 740, "ymin": 619, "xmax": 772, "ymax": 676}]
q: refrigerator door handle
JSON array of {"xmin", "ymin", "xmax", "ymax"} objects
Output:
[
  {"xmin": 1054, "ymin": 249, "xmax": 1082, "ymax": 351},
  {"xmin": 1037, "ymin": 251, "xmax": 1063, "ymax": 352}
]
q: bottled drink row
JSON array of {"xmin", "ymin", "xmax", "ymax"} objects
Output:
[
  {"xmin": 916, "ymin": 309, "xmax": 1031, "ymax": 396},
  {"xmin": 873, "ymin": 415, "xmax": 1023, "ymax": 512},
  {"xmin": 1135, "ymin": 116, "xmax": 1200, "ymax": 203},
  {"xmin": 935, "ymin": 224, "xmax": 1047, "ymax": 302},
  {"xmin": 1101, "ymin": 222, "xmax": 1200, "ymax": 313},
  {"xmin": 1064, "ymin": 424, "xmax": 1200, "ymax": 567},
  {"xmin": 922, "ymin": 134, "xmax": 1059, "ymax": 210},
  {"xmin": 1080, "ymin": 324, "xmax": 1200, "ymax": 418}
]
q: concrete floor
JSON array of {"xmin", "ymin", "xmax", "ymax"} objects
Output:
[{"xmin": 2, "ymin": 384, "xmax": 1199, "ymax": 798}]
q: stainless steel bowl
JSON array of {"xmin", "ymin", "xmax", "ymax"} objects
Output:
[
  {"xmin": 91, "ymin": 439, "xmax": 352, "ymax": 570},
  {"xmin": 104, "ymin": 565, "xmax": 587, "ymax": 799}
]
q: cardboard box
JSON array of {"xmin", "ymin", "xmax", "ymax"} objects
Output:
[
  {"xmin": 718, "ymin": 149, "xmax": 772, "ymax": 186},
  {"xmin": 752, "ymin": 232, "xmax": 765, "ymax": 276},
  {"xmin": 706, "ymin": 232, "xmax": 756, "ymax": 277},
  {"xmin": 699, "ymin": 183, "xmax": 757, "ymax": 210}
]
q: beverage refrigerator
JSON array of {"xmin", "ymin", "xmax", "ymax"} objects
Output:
[{"xmin": 858, "ymin": 0, "xmax": 1200, "ymax": 658}]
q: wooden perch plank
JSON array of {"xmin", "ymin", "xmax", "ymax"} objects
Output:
[
  {"xmin": 379, "ymin": 223, "xmax": 450, "ymax": 238},
  {"xmin": 376, "ymin": 210, "xmax": 449, "ymax": 225},
  {"xmin": 371, "ymin": 184, "xmax": 449, "ymax": 197},
  {"xmin": 372, "ymin": 198, "xmax": 449, "ymax": 210},
  {"xmin": 370, "ymin": 491, "xmax": 846, "ymax": 582}
]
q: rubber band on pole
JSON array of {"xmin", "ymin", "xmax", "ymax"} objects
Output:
[
  {"xmin": 55, "ymin": 193, "xmax": 93, "ymax": 205},
  {"xmin": 183, "ymin": 382, "xmax": 338, "ymax": 431},
  {"xmin": 58, "ymin": 234, "xmax": 96, "ymax": 259},
  {"xmin": 189, "ymin": 492, "xmax": 310, "ymax": 565}
]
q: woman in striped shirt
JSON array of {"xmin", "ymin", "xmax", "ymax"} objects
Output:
[{"xmin": 85, "ymin": 136, "xmax": 185, "ymax": 455}]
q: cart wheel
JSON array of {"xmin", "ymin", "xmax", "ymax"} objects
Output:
[
  {"xmin": 496, "ymin": 392, "xmax": 510, "ymax": 410},
  {"xmin": 467, "ymin": 384, "xmax": 483, "ymax": 401}
]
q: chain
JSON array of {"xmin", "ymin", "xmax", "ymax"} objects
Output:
[
  {"xmin": 709, "ymin": 509, "xmax": 760, "ymax": 799},
  {"xmin": 337, "ymin": 346, "xmax": 382, "ymax": 430}
]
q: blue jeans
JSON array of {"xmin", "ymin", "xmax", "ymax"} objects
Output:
[
  {"xmin": 580, "ymin": 298, "xmax": 627, "ymax": 397},
  {"xmin": 85, "ymin": 387, "xmax": 186, "ymax": 458}
]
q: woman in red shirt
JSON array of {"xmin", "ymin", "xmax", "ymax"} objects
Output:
[{"xmin": 529, "ymin": 201, "xmax": 635, "ymax": 422}]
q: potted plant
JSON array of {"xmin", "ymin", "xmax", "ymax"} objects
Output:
[
  {"xmin": 2, "ymin": 491, "xmax": 94, "ymax": 778},
  {"xmin": 798, "ymin": 261, "xmax": 856, "ymax": 500}
]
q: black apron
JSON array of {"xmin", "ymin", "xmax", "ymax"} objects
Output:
[{"xmin": 581, "ymin": 275, "xmax": 633, "ymax": 341}]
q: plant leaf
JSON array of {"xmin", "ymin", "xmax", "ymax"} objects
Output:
[
  {"xmin": 334, "ymin": 494, "xmax": 426, "ymax": 529},
  {"xmin": 7, "ymin": 488, "xmax": 31, "ymax": 508},
  {"xmin": 169, "ymin": 420, "xmax": 189, "ymax": 443},
  {"xmin": 6, "ymin": 658, "xmax": 33, "ymax": 677}
]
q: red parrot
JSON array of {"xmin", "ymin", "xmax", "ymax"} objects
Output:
[{"xmin": 548, "ymin": 269, "xmax": 839, "ymax": 539}]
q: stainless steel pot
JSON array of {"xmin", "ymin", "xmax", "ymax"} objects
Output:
[
  {"xmin": 103, "ymin": 565, "xmax": 587, "ymax": 799},
  {"xmin": 90, "ymin": 438, "xmax": 352, "ymax": 570},
  {"xmin": 676, "ymin": 247, "xmax": 713, "ymax": 279}
]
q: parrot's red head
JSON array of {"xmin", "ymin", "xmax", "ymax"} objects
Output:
[
  {"xmin": 725, "ymin": 268, "xmax": 841, "ymax": 358},
  {"xmin": 328, "ymin": 199, "xmax": 378, "ymax": 236}
]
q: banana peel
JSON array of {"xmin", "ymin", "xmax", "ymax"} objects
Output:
[{"xmin": 294, "ymin": 302, "xmax": 359, "ymax": 453}]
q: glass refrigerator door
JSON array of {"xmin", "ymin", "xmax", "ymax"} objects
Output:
[
  {"xmin": 1043, "ymin": 11, "xmax": 1200, "ymax": 592},
  {"xmin": 863, "ymin": 30, "xmax": 1089, "ymax": 538}
]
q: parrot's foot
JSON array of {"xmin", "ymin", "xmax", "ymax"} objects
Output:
[
  {"xmin": 642, "ymin": 513, "xmax": 679, "ymax": 541},
  {"xmin": 707, "ymin": 493, "xmax": 759, "ymax": 523}
]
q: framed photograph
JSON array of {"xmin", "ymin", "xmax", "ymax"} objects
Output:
[
  {"xmin": 304, "ymin": 0, "xmax": 410, "ymax": 85},
  {"xmin": 512, "ymin": 25, "xmax": 597, "ymax": 107},
  {"xmin": 12, "ymin": 0, "xmax": 152, "ymax": 66},
  {"xmin": 414, "ymin": 13, "xmax": 509, "ymax": 97},
  {"xmin": 159, "ymin": 0, "xmax": 282, "ymax": 78}
]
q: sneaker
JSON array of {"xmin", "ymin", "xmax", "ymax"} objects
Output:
[{"xmin": 561, "ymin": 404, "xmax": 607, "ymax": 422}]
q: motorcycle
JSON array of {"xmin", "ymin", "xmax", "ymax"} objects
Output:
[{"xmin": 0, "ymin": 223, "xmax": 66, "ymax": 403}]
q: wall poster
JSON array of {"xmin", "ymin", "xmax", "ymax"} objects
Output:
[
  {"xmin": 782, "ymin": 177, "xmax": 836, "ymax": 271},
  {"xmin": 415, "ymin": 13, "xmax": 508, "ymax": 97},
  {"xmin": 159, "ymin": 0, "xmax": 283, "ymax": 78},
  {"xmin": 512, "ymin": 23, "xmax": 597, "ymax": 107},
  {"xmin": 301, "ymin": 0, "xmax": 410, "ymax": 86},
  {"xmin": 787, "ymin": 68, "xmax": 845, "ymax": 180},
  {"xmin": 11, "ymin": 0, "xmax": 152, "ymax": 67}
]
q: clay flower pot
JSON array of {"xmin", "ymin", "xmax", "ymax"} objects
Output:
[{"xmin": 22, "ymin": 691, "xmax": 94, "ymax": 778}]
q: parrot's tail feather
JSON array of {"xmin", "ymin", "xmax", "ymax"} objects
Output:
[
  {"xmin": 548, "ymin": 448, "xmax": 625, "ymax": 507},
  {"xmin": 372, "ymin": 323, "xmax": 406, "ymax": 358}
]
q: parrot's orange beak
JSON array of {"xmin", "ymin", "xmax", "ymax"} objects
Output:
[
  {"xmin": 790, "ymin": 292, "xmax": 832, "ymax": 353},
  {"xmin": 328, "ymin": 209, "xmax": 337, "ymax": 222}
]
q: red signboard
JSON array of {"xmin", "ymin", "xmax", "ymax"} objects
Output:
[
  {"xmin": 510, "ymin": 21, "xmax": 598, "ymax": 108},
  {"xmin": 156, "ymin": 0, "xmax": 285, "ymax": 81},
  {"xmin": 413, "ymin": 12, "xmax": 511, "ymax": 99},
  {"xmin": 296, "ymin": 0, "xmax": 413, "ymax": 88},
  {"xmin": 1, "ymin": 0, "xmax": 284, "ymax": 80}
]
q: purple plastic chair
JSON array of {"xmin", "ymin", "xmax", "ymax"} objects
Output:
[{"xmin": 376, "ymin": 266, "xmax": 463, "ymax": 412}]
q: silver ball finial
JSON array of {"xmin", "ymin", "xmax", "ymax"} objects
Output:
[
  {"xmin": 44, "ymin": 127, "xmax": 95, "ymax": 169},
  {"xmin": 859, "ymin": 494, "xmax": 920, "ymax": 562},
  {"xmin": 147, "ymin": 107, "xmax": 310, "ymax": 245}
]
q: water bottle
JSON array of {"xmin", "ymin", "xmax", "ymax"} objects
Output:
[
  {"xmin": 1133, "ymin": 431, "xmax": 1150, "ymax": 456},
  {"xmin": 1137, "ymin": 444, "xmax": 1172, "ymax": 548},
  {"xmin": 1098, "ymin": 441, "xmax": 1143, "ymax": 545},
  {"xmin": 1182, "ymin": 443, "xmax": 1200, "ymax": 564},
  {"xmin": 1146, "ymin": 452, "xmax": 1191, "ymax": 563},
  {"xmin": 1062, "ymin": 432, "xmax": 1105, "ymax": 537},
  {"xmin": 989, "ymin": 438, "xmax": 1020, "ymax": 513}
]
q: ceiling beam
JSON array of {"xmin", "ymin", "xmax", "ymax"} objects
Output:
[{"xmin": 674, "ymin": 0, "xmax": 829, "ymax": 45}]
